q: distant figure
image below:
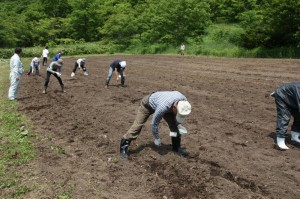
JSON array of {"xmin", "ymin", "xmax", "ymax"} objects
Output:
[
  {"xmin": 71, "ymin": 58, "xmax": 88, "ymax": 77},
  {"xmin": 42, "ymin": 46, "xmax": 49, "ymax": 66},
  {"xmin": 104, "ymin": 60, "xmax": 126, "ymax": 88},
  {"xmin": 53, "ymin": 51, "xmax": 62, "ymax": 61},
  {"xmin": 8, "ymin": 47, "xmax": 24, "ymax": 100},
  {"xmin": 180, "ymin": 43, "xmax": 185, "ymax": 55},
  {"xmin": 27, "ymin": 57, "xmax": 40, "ymax": 76},
  {"xmin": 271, "ymin": 82, "xmax": 300, "ymax": 150}
]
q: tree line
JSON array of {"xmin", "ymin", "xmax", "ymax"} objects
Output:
[{"xmin": 0, "ymin": 0, "xmax": 299, "ymax": 50}]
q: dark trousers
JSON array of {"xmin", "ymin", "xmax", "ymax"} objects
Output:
[
  {"xmin": 72, "ymin": 62, "xmax": 86, "ymax": 73},
  {"xmin": 27, "ymin": 65, "xmax": 39, "ymax": 76},
  {"xmin": 275, "ymin": 94, "xmax": 300, "ymax": 138},
  {"xmin": 44, "ymin": 71, "xmax": 64, "ymax": 88},
  {"xmin": 43, "ymin": 57, "xmax": 47, "ymax": 66}
]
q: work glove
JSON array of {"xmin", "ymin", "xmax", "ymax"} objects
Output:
[
  {"xmin": 154, "ymin": 138, "xmax": 161, "ymax": 146},
  {"xmin": 56, "ymin": 72, "xmax": 61, "ymax": 77},
  {"xmin": 178, "ymin": 124, "xmax": 188, "ymax": 136}
]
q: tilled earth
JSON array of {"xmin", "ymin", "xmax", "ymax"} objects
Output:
[{"xmin": 10, "ymin": 55, "xmax": 300, "ymax": 198}]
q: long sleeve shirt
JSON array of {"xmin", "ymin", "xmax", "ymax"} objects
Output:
[
  {"xmin": 275, "ymin": 82, "xmax": 300, "ymax": 111},
  {"xmin": 42, "ymin": 49, "xmax": 49, "ymax": 58},
  {"xmin": 30, "ymin": 59, "xmax": 40, "ymax": 68},
  {"xmin": 148, "ymin": 91, "xmax": 187, "ymax": 139},
  {"xmin": 10, "ymin": 53, "xmax": 23, "ymax": 77},
  {"xmin": 53, "ymin": 53, "xmax": 61, "ymax": 61},
  {"xmin": 47, "ymin": 61, "xmax": 62, "ymax": 74},
  {"xmin": 76, "ymin": 59, "xmax": 85, "ymax": 67},
  {"xmin": 110, "ymin": 60, "xmax": 122, "ymax": 71}
]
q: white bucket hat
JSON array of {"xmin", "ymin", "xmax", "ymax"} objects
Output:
[
  {"xmin": 119, "ymin": 61, "xmax": 126, "ymax": 68},
  {"xmin": 176, "ymin": 101, "xmax": 191, "ymax": 124},
  {"xmin": 33, "ymin": 57, "xmax": 39, "ymax": 62}
]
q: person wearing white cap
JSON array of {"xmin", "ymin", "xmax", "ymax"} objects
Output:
[
  {"xmin": 119, "ymin": 91, "xmax": 192, "ymax": 158},
  {"xmin": 42, "ymin": 59, "xmax": 65, "ymax": 94},
  {"xmin": 71, "ymin": 58, "xmax": 88, "ymax": 77},
  {"xmin": 27, "ymin": 57, "xmax": 40, "ymax": 76},
  {"xmin": 42, "ymin": 46, "xmax": 49, "ymax": 66},
  {"xmin": 271, "ymin": 82, "xmax": 300, "ymax": 150},
  {"xmin": 8, "ymin": 47, "xmax": 24, "ymax": 100},
  {"xmin": 104, "ymin": 60, "xmax": 126, "ymax": 88}
]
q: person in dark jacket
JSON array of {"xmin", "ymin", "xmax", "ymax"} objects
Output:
[
  {"xmin": 104, "ymin": 60, "xmax": 126, "ymax": 88},
  {"xmin": 271, "ymin": 82, "xmax": 300, "ymax": 150},
  {"xmin": 119, "ymin": 91, "xmax": 192, "ymax": 158}
]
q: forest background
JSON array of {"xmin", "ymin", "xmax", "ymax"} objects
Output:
[{"xmin": 0, "ymin": 0, "xmax": 300, "ymax": 58}]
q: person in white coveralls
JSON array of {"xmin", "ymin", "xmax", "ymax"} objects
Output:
[{"xmin": 8, "ymin": 47, "xmax": 24, "ymax": 101}]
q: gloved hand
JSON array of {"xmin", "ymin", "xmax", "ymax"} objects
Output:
[
  {"xmin": 178, "ymin": 124, "xmax": 188, "ymax": 135},
  {"xmin": 56, "ymin": 72, "xmax": 61, "ymax": 77},
  {"xmin": 154, "ymin": 138, "xmax": 161, "ymax": 146}
]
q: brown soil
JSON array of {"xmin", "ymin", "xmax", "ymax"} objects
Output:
[{"xmin": 13, "ymin": 55, "xmax": 300, "ymax": 198}]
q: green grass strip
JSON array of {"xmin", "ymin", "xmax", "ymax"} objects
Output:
[{"xmin": 0, "ymin": 59, "xmax": 35, "ymax": 198}]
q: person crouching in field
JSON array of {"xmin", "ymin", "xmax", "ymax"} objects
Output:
[
  {"xmin": 119, "ymin": 91, "xmax": 192, "ymax": 158},
  {"xmin": 104, "ymin": 60, "xmax": 126, "ymax": 88},
  {"xmin": 271, "ymin": 82, "xmax": 300, "ymax": 150},
  {"xmin": 43, "ymin": 59, "xmax": 65, "ymax": 94},
  {"xmin": 71, "ymin": 58, "xmax": 88, "ymax": 77},
  {"xmin": 27, "ymin": 57, "xmax": 40, "ymax": 76},
  {"xmin": 115, "ymin": 68, "xmax": 126, "ymax": 82}
]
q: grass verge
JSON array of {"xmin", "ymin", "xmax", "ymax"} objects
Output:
[{"xmin": 0, "ymin": 59, "xmax": 36, "ymax": 198}]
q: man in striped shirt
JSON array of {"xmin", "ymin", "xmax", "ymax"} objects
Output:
[{"xmin": 120, "ymin": 91, "xmax": 192, "ymax": 158}]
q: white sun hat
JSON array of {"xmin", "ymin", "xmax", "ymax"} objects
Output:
[
  {"xmin": 33, "ymin": 57, "xmax": 39, "ymax": 62},
  {"xmin": 176, "ymin": 101, "xmax": 191, "ymax": 124},
  {"xmin": 119, "ymin": 61, "xmax": 126, "ymax": 68}
]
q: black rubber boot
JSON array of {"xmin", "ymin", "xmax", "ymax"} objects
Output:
[
  {"xmin": 120, "ymin": 138, "xmax": 131, "ymax": 158},
  {"xmin": 42, "ymin": 86, "xmax": 47, "ymax": 94},
  {"xmin": 172, "ymin": 136, "xmax": 189, "ymax": 156},
  {"xmin": 121, "ymin": 77, "xmax": 125, "ymax": 87},
  {"xmin": 61, "ymin": 84, "xmax": 66, "ymax": 93},
  {"xmin": 104, "ymin": 80, "xmax": 109, "ymax": 88}
]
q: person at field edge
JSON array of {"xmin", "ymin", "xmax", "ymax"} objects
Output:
[
  {"xmin": 8, "ymin": 47, "xmax": 24, "ymax": 100},
  {"xmin": 27, "ymin": 57, "xmax": 40, "ymax": 76},
  {"xmin": 53, "ymin": 51, "xmax": 62, "ymax": 61},
  {"xmin": 42, "ymin": 46, "xmax": 49, "ymax": 66},
  {"xmin": 180, "ymin": 43, "xmax": 185, "ymax": 55},
  {"xmin": 104, "ymin": 60, "xmax": 126, "ymax": 88},
  {"xmin": 43, "ymin": 59, "xmax": 65, "ymax": 94},
  {"xmin": 270, "ymin": 82, "xmax": 300, "ymax": 150},
  {"xmin": 119, "ymin": 91, "xmax": 192, "ymax": 158},
  {"xmin": 71, "ymin": 58, "xmax": 88, "ymax": 77}
]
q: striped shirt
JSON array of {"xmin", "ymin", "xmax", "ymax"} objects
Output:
[{"xmin": 148, "ymin": 91, "xmax": 187, "ymax": 139}]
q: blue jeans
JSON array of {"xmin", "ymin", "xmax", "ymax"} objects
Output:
[{"xmin": 105, "ymin": 67, "xmax": 125, "ymax": 86}]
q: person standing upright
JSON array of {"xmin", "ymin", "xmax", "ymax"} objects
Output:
[
  {"xmin": 180, "ymin": 43, "xmax": 185, "ymax": 55},
  {"xmin": 42, "ymin": 46, "xmax": 49, "ymax": 66},
  {"xmin": 8, "ymin": 47, "xmax": 24, "ymax": 101}
]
